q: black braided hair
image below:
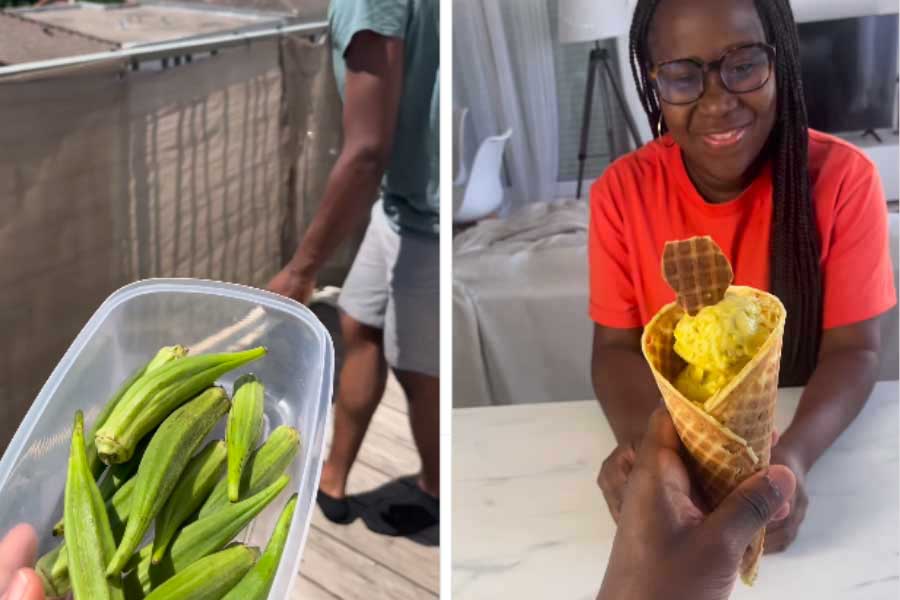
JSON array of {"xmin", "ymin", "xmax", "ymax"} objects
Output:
[{"xmin": 629, "ymin": 0, "xmax": 822, "ymax": 385}]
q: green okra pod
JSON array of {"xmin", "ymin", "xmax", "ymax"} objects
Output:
[
  {"xmin": 38, "ymin": 541, "xmax": 64, "ymax": 579},
  {"xmin": 54, "ymin": 435, "xmax": 150, "ymax": 538},
  {"xmin": 95, "ymin": 346, "xmax": 266, "ymax": 465},
  {"xmin": 222, "ymin": 494, "xmax": 298, "ymax": 600},
  {"xmin": 63, "ymin": 411, "xmax": 124, "ymax": 600},
  {"xmin": 143, "ymin": 545, "xmax": 259, "ymax": 600},
  {"xmin": 35, "ymin": 543, "xmax": 62, "ymax": 579},
  {"xmin": 47, "ymin": 473, "xmax": 136, "ymax": 585},
  {"xmin": 85, "ymin": 345, "xmax": 187, "ymax": 478},
  {"xmin": 106, "ymin": 387, "xmax": 231, "ymax": 576},
  {"xmin": 35, "ymin": 543, "xmax": 69, "ymax": 598},
  {"xmin": 151, "ymin": 439, "xmax": 228, "ymax": 563},
  {"xmin": 105, "ymin": 473, "xmax": 137, "ymax": 543},
  {"xmin": 226, "ymin": 374, "xmax": 265, "ymax": 502},
  {"xmin": 198, "ymin": 425, "xmax": 299, "ymax": 518},
  {"xmin": 127, "ymin": 474, "xmax": 289, "ymax": 596},
  {"xmin": 48, "ymin": 543, "xmax": 69, "ymax": 582}
]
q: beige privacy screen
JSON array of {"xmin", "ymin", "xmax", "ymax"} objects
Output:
[{"xmin": 0, "ymin": 28, "xmax": 351, "ymax": 451}]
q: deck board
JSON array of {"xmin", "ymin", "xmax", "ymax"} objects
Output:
[
  {"xmin": 368, "ymin": 403, "xmax": 419, "ymax": 451},
  {"xmin": 295, "ymin": 372, "xmax": 439, "ymax": 597},
  {"xmin": 355, "ymin": 427, "xmax": 421, "ymax": 478},
  {"xmin": 292, "ymin": 576, "xmax": 342, "ymax": 599},
  {"xmin": 299, "ymin": 529, "xmax": 437, "ymax": 599},
  {"xmin": 381, "ymin": 374, "xmax": 407, "ymax": 412}
]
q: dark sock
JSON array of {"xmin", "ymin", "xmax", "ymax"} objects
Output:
[{"xmin": 317, "ymin": 490, "xmax": 353, "ymax": 524}]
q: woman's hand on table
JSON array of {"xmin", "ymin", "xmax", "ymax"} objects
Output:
[
  {"xmin": 597, "ymin": 442, "xmax": 638, "ymax": 523},
  {"xmin": 597, "ymin": 408, "xmax": 796, "ymax": 600},
  {"xmin": 0, "ymin": 524, "xmax": 44, "ymax": 600},
  {"xmin": 764, "ymin": 445, "xmax": 809, "ymax": 554}
]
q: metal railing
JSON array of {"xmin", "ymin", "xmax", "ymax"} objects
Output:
[{"xmin": 0, "ymin": 19, "xmax": 328, "ymax": 78}]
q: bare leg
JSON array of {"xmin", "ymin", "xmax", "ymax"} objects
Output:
[
  {"xmin": 394, "ymin": 369, "xmax": 440, "ymax": 498},
  {"xmin": 319, "ymin": 311, "xmax": 388, "ymax": 499}
]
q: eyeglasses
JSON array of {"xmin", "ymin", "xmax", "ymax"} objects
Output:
[{"xmin": 649, "ymin": 43, "xmax": 776, "ymax": 105}]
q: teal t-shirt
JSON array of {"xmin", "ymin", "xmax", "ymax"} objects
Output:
[{"xmin": 329, "ymin": 0, "xmax": 439, "ymax": 237}]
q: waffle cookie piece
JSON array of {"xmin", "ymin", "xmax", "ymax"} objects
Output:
[{"xmin": 662, "ymin": 235, "xmax": 734, "ymax": 316}]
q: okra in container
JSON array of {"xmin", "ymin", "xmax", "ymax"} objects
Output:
[{"xmin": 0, "ymin": 279, "xmax": 334, "ymax": 599}]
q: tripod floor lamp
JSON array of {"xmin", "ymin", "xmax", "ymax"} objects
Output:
[{"xmin": 559, "ymin": 0, "xmax": 643, "ymax": 198}]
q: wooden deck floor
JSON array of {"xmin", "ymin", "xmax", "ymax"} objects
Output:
[{"xmin": 293, "ymin": 367, "xmax": 440, "ymax": 599}]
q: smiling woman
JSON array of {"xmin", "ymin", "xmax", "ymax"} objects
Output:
[{"xmin": 630, "ymin": 0, "xmax": 820, "ymax": 386}]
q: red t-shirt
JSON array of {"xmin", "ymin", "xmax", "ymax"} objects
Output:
[{"xmin": 589, "ymin": 129, "xmax": 896, "ymax": 330}]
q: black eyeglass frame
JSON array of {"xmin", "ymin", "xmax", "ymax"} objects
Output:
[{"xmin": 648, "ymin": 42, "xmax": 777, "ymax": 105}]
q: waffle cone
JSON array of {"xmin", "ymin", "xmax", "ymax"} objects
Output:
[{"xmin": 641, "ymin": 285, "xmax": 786, "ymax": 585}]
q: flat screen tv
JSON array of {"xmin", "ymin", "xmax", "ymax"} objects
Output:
[{"xmin": 797, "ymin": 14, "xmax": 898, "ymax": 134}]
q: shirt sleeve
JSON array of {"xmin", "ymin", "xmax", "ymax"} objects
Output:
[
  {"xmin": 821, "ymin": 156, "xmax": 897, "ymax": 329},
  {"xmin": 329, "ymin": 0, "xmax": 408, "ymax": 58},
  {"xmin": 588, "ymin": 167, "xmax": 642, "ymax": 328}
]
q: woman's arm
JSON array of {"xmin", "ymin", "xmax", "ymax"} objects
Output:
[
  {"xmin": 591, "ymin": 324, "xmax": 661, "ymax": 445},
  {"xmin": 764, "ymin": 314, "xmax": 882, "ymax": 552},
  {"xmin": 777, "ymin": 315, "xmax": 882, "ymax": 474}
]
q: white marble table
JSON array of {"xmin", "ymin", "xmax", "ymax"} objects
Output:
[{"xmin": 453, "ymin": 382, "xmax": 899, "ymax": 599}]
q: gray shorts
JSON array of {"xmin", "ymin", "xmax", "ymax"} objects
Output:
[{"xmin": 338, "ymin": 201, "xmax": 439, "ymax": 378}]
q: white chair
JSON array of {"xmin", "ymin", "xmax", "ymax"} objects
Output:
[{"xmin": 453, "ymin": 128, "xmax": 513, "ymax": 224}]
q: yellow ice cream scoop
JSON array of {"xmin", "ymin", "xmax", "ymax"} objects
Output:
[
  {"xmin": 673, "ymin": 294, "xmax": 771, "ymax": 374},
  {"xmin": 673, "ymin": 364, "xmax": 733, "ymax": 404},
  {"xmin": 672, "ymin": 293, "xmax": 772, "ymax": 402}
]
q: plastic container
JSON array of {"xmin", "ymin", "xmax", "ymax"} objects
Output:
[{"xmin": 0, "ymin": 278, "xmax": 333, "ymax": 598}]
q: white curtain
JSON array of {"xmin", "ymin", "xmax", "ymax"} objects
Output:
[{"xmin": 453, "ymin": 0, "xmax": 560, "ymax": 211}]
